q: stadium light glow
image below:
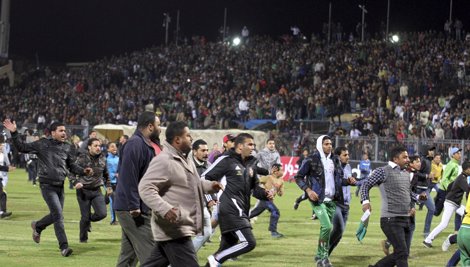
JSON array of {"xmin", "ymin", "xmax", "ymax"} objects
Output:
[
  {"xmin": 391, "ymin": 34, "xmax": 399, "ymax": 43},
  {"xmin": 232, "ymin": 37, "xmax": 241, "ymax": 46}
]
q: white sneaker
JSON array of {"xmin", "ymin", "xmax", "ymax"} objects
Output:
[
  {"xmin": 207, "ymin": 255, "xmax": 221, "ymax": 267},
  {"xmin": 442, "ymin": 234, "xmax": 453, "ymax": 251}
]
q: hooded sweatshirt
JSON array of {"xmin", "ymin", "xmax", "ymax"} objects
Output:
[{"xmin": 316, "ymin": 135, "xmax": 335, "ymax": 199}]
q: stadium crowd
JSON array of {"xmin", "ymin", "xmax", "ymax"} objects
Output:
[{"xmin": 0, "ymin": 31, "xmax": 469, "ymax": 145}]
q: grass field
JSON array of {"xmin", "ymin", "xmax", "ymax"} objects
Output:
[{"xmin": 0, "ymin": 169, "xmax": 459, "ymax": 266}]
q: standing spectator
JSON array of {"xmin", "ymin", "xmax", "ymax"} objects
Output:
[
  {"xmin": 361, "ymin": 146, "xmax": 419, "ymax": 267},
  {"xmin": 241, "ymin": 26, "xmax": 249, "ymax": 44},
  {"xmin": 138, "ymin": 122, "xmax": 222, "ymax": 267},
  {"xmin": 256, "ymin": 138, "xmax": 281, "ymax": 172},
  {"xmin": 113, "ymin": 112, "xmax": 162, "ymax": 266},
  {"xmin": 0, "ymin": 136, "xmax": 15, "ymax": 219},
  {"xmin": 70, "ymin": 138, "xmax": 112, "ymax": 243},
  {"xmin": 454, "ymin": 19, "xmax": 463, "ymax": 41},
  {"xmin": 106, "ymin": 142, "xmax": 119, "ymax": 225},
  {"xmin": 238, "ymin": 96, "xmax": 249, "ymax": 122},
  {"xmin": 202, "ymin": 133, "xmax": 273, "ymax": 266},
  {"xmin": 3, "ymin": 119, "xmax": 92, "ymax": 257},
  {"xmin": 25, "ymin": 133, "xmax": 40, "ymax": 186}
]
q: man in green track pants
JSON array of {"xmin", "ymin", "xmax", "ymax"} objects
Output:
[{"xmin": 295, "ymin": 135, "xmax": 353, "ymax": 267}]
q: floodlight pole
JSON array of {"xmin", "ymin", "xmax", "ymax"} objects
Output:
[
  {"xmin": 386, "ymin": 0, "xmax": 390, "ymax": 38},
  {"xmin": 175, "ymin": 10, "xmax": 180, "ymax": 46},
  {"xmin": 163, "ymin": 13, "xmax": 171, "ymax": 46},
  {"xmin": 223, "ymin": 8, "xmax": 227, "ymax": 41},
  {"xmin": 327, "ymin": 2, "xmax": 332, "ymax": 45},
  {"xmin": 449, "ymin": 0, "xmax": 453, "ymax": 22},
  {"xmin": 360, "ymin": 5, "xmax": 366, "ymax": 42},
  {"xmin": 0, "ymin": 0, "xmax": 10, "ymax": 58}
]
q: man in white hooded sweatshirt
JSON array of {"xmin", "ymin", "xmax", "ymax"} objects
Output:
[{"xmin": 295, "ymin": 135, "xmax": 350, "ymax": 267}]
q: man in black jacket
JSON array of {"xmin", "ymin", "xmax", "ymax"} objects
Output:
[
  {"xmin": 113, "ymin": 112, "xmax": 161, "ymax": 266},
  {"xmin": 202, "ymin": 133, "xmax": 273, "ymax": 267},
  {"xmin": 3, "ymin": 119, "xmax": 92, "ymax": 257},
  {"xmin": 417, "ymin": 145, "xmax": 436, "ymax": 238},
  {"xmin": 71, "ymin": 138, "xmax": 113, "ymax": 243}
]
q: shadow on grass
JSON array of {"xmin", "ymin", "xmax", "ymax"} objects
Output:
[{"xmin": 94, "ymin": 238, "xmax": 122, "ymax": 242}]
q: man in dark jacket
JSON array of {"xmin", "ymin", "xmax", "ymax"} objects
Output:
[
  {"xmin": 295, "ymin": 135, "xmax": 352, "ymax": 267},
  {"xmin": 202, "ymin": 133, "xmax": 273, "ymax": 267},
  {"xmin": 113, "ymin": 112, "xmax": 161, "ymax": 266},
  {"xmin": 70, "ymin": 137, "xmax": 113, "ymax": 243},
  {"xmin": 417, "ymin": 145, "xmax": 436, "ymax": 238},
  {"xmin": 3, "ymin": 119, "xmax": 92, "ymax": 257}
]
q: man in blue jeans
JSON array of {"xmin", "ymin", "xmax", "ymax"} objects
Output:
[
  {"xmin": 329, "ymin": 146, "xmax": 356, "ymax": 256},
  {"xmin": 3, "ymin": 119, "xmax": 92, "ymax": 257},
  {"xmin": 417, "ymin": 146, "xmax": 436, "ymax": 239}
]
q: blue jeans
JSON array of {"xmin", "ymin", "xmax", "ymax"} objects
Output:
[
  {"xmin": 417, "ymin": 188, "xmax": 435, "ymax": 235},
  {"xmin": 329, "ymin": 203, "xmax": 349, "ymax": 255},
  {"xmin": 249, "ymin": 200, "xmax": 280, "ymax": 232},
  {"xmin": 36, "ymin": 183, "xmax": 68, "ymax": 250}
]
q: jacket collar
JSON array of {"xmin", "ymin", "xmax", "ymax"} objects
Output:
[{"xmin": 162, "ymin": 141, "xmax": 194, "ymax": 174}]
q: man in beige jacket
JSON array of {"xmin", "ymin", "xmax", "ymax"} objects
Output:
[{"xmin": 138, "ymin": 121, "xmax": 223, "ymax": 267}]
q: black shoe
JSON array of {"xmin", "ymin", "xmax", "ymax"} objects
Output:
[
  {"xmin": 31, "ymin": 221, "xmax": 41, "ymax": 243},
  {"xmin": 79, "ymin": 239, "xmax": 87, "ymax": 243},
  {"xmin": 294, "ymin": 202, "xmax": 299, "ymax": 210},
  {"xmin": 0, "ymin": 211, "xmax": 12, "ymax": 219},
  {"xmin": 422, "ymin": 240, "xmax": 433, "ymax": 248},
  {"xmin": 61, "ymin": 247, "xmax": 73, "ymax": 257}
]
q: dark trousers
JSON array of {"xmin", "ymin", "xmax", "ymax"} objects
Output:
[
  {"xmin": 76, "ymin": 187, "xmax": 107, "ymax": 241},
  {"xmin": 116, "ymin": 211, "xmax": 154, "ymax": 267},
  {"xmin": 249, "ymin": 200, "xmax": 280, "ymax": 232},
  {"xmin": 329, "ymin": 203, "xmax": 349, "ymax": 255},
  {"xmin": 374, "ymin": 216, "xmax": 411, "ymax": 267},
  {"xmin": 140, "ymin": 237, "xmax": 198, "ymax": 267},
  {"xmin": 214, "ymin": 227, "xmax": 257, "ymax": 264},
  {"xmin": 27, "ymin": 160, "xmax": 38, "ymax": 184},
  {"xmin": 0, "ymin": 179, "xmax": 6, "ymax": 212},
  {"xmin": 36, "ymin": 183, "xmax": 68, "ymax": 250},
  {"xmin": 434, "ymin": 188, "xmax": 446, "ymax": 216}
]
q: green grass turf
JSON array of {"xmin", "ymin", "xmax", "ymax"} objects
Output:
[{"xmin": 0, "ymin": 169, "xmax": 458, "ymax": 266}]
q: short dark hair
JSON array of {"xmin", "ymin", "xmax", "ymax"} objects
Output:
[
  {"xmin": 137, "ymin": 111, "xmax": 156, "ymax": 129},
  {"xmin": 165, "ymin": 121, "xmax": 188, "ymax": 144},
  {"xmin": 321, "ymin": 135, "xmax": 331, "ymax": 144},
  {"xmin": 26, "ymin": 129, "xmax": 34, "ymax": 136},
  {"xmin": 390, "ymin": 146, "xmax": 407, "ymax": 161},
  {"xmin": 234, "ymin": 133, "xmax": 254, "ymax": 147},
  {"xmin": 122, "ymin": 135, "xmax": 129, "ymax": 140},
  {"xmin": 49, "ymin": 122, "xmax": 65, "ymax": 132},
  {"xmin": 409, "ymin": 155, "xmax": 420, "ymax": 163},
  {"xmin": 192, "ymin": 139, "xmax": 207, "ymax": 150},
  {"xmin": 107, "ymin": 142, "xmax": 116, "ymax": 148},
  {"xmin": 87, "ymin": 137, "xmax": 100, "ymax": 147},
  {"xmin": 266, "ymin": 138, "xmax": 275, "ymax": 143},
  {"xmin": 433, "ymin": 153, "xmax": 441, "ymax": 158},
  {"xmin": 272, "ymin": 163, "xmax": 282, "ymax": 169},
  {"xmin": 462, "ymin": 161, "xmax": 470, "ymax": 171},
  {"xmin": 89, "ymin": 130, "xmax": 97, "ymax": 136},
  {"xmin": 335, "ymin": 146, "xmax": 348, "ymax": 156}
]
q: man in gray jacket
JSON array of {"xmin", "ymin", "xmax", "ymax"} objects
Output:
[
  {"xmin": 256, "ymin": 138, "xmax": 281, "ymax": 172},
  {"xmin": 138, "ymin": 121, "xmax": 223, "ymax": 267}
]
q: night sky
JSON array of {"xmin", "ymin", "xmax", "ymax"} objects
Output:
[{"xmin": 8, "ymin": 0, "xmax": 470, "ymax": 62}]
